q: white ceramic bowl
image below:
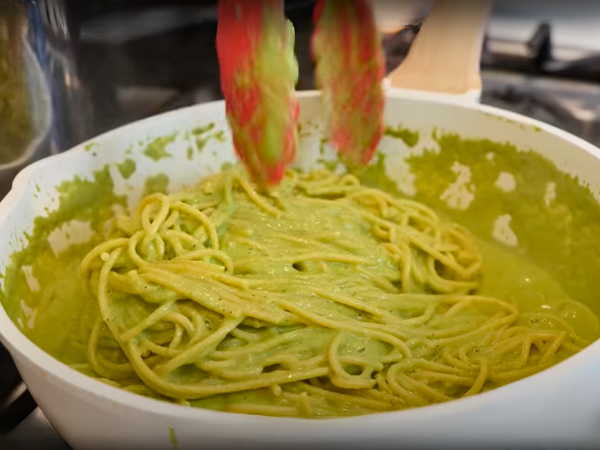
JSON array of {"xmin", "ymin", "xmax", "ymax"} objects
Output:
[{"xmin": 1, "ymin": 91, "xmax": 600, "ymax": 450}]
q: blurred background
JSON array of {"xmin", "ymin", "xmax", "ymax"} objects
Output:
[{"xmin": 2, "ymin": 0, "xmax": 600, "ymax": 447}]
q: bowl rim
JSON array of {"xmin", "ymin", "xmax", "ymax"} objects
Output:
[{"xmin": 2, "ymin": 91, "xmax": 600, "ymax": 426}]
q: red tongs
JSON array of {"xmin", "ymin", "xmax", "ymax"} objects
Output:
[
  {"xmin": 313, "ymin": 0, "xmax": 385, "ymax": 167},
  {"xmin": 216, "ymin": 0, "xmax": 299, "ymax": 185},
  {"xmin": 216, "ymin": 0, "xmax": 384, "ymax": 185}
]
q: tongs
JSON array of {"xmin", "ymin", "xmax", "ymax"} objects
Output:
[{"xmin": 216, "ymin": 0, "xmax": 384, "ymax": 185}]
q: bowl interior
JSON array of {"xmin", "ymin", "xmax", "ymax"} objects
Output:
[{"xmin": 2, "ymin": 91, "xmax": 600, "ymax": 422}]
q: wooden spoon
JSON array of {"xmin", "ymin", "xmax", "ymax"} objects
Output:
[{"xmin": 388, "ymin": 0, "xmax": 493, "ymax": 97}]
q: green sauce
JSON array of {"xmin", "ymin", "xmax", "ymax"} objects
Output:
[
  {"xmin": 3, "ymin": 130, "xmax": 600, "ymax": 413},
  {"xmin": 168, "ymin": 427, "xmax": 179, "ymax": 450},
  {"xmin": 406, "ymin": 133, "xmax": 600, "ymax": 315},
  {"xmin": 143, "ymin": 174, "xmax": 170, "ymax": 197},
  {"xmin": 143, "ymin": 134, "xmax": 176, "ymax": 161},
  {"xmin": 192, "ymin": 123, "xmax": 215, "ymax": 137},
  {"xmin": 384, "ymin": 126, "xmax": 420, "ymax": 148},
  {"xmin": 116, "ymin": 158, "xmax": 136, "ymax": 179},
  {"xmin": 358, "ymin": 132, "xmax": 600, "ymax": 317},
  {"xmin": 192, "ymin": 123, "xmax": 226, "ymax": 154},
  {"xmin": 0, "ymin": 166, "xmax": 126, "ymax": 361}
]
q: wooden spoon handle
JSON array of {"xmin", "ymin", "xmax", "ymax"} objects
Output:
[{"xmin": 388, "ymin": 0, "xmax": 493, "ymax": 95}]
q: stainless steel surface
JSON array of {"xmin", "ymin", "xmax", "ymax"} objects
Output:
[
  {"xmin": 0, "ymin": 1, "xmax": 52, "ymax": 196},
  {"xmin": 3, "ymin": 1, "xmax": 600, "ymax": 448},
  {"xmin": 1, "ymin": 409, "xmax": 71, "ymax": 449}
]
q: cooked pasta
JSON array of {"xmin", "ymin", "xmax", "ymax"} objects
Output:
[{"xmin": 76, "ymin": 167, "xmax": 595, "ymax": 417}]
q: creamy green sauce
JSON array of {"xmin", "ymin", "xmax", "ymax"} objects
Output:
[
  {"xmin": 359, "ymin": 134, "xmax": 600, "ymax": 318},
  {"xmin": 84, "ymin": 142, "xmax": 98, "ymax": 152},
  {"xmin": 0, "ymin": 166, "xmax": 126, "ymax": 361},
  {"xmin": 192, "ymin": 123, "xmax": 216, "ymax": 137},
  {"xmin": 168, "ymin": 427, "xmax": 179, "ymax": 450},
  {"xmin": 407, "ymin": 134, "xmax": 600, "ymax": 315},
  {"xmin": 143, "ymin": 134, "xmax": 176, "ymax": 161},
  {"xmin": 142, "ymin": 174, "xmax": 170, "ymax": 197},
  {"xmin": 384, "ymin": 126, "xmax": 420, "ymax": 148},
  {"xmin": 192, "ymin": 123, "xmax": 226, "ymax": 154},
  {"xmin": 116, "ymin": 158, "xmax": 136, "ymax": 179},
  {"xmin": 8, "ymin": 212, "xmax": 593, "ymax": 366},
  {"xmin": 3, "ymin": 130, "xmax": 600, "ymax": 412}
]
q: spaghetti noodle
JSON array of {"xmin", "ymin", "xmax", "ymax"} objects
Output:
[{"xmin": 77, "ymin": 167, "xmax": 594, "ymax": 417}]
